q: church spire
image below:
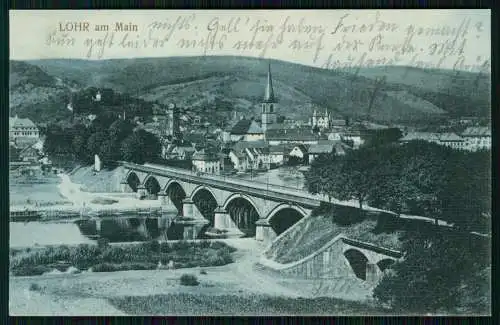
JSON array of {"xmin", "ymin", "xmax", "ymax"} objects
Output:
[{"xmin": 264, "ymin": 63, "xmax": 275, "ymax": 103}]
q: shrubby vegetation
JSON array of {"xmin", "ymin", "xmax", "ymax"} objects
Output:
[
  {"xmin": 304, "ymin": 140, "xmax": 491, "ymax": 314},
  {"xmin": 180, "ymin": 274, "xmax": 199, "ymax": 286},
  {"xmin": 305, "ymin": 140, "xmax": 490, "ymax": 232},
  {"xmin": 10, "ymin": 240, "xmax": 236, "ymax": 276}
]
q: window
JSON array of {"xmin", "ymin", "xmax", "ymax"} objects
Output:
[{"xmin": 270, "ymin": 104, "xmax": 273, "ymax": 112}]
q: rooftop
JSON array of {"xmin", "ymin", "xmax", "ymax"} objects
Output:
[
  {"xmin": 230, "ymin": 119, "xmax": 264, "ymax": 135},
  {"xmin": 266, "ymin": 128, "xmax": 326, "ymax": 141},
  {"xmin": 439, "ymin": 132, "xmax": 464, "ymax": 142},
  {"xmin": 10, "ymin": 116, "xmax": 37, "ymax": 129},
  {"xmin": 192, "ymin": 149, "xmax": 219, "ymax": 161},
  {"xmin": 462, "ymin": 126, "xmax": 491, "ymax": 137},
  {"xmin": 308, "ymin": 143, "xmax": 335, "ymax": 154}
]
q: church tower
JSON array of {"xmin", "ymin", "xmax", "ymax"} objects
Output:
[
  {"xmin": 261, "ymin": 63, "xmax": 277, "ymax": 132},
  {"xmin": 167, "ymin": 103, "xmax": 180, "ymax": 138}
]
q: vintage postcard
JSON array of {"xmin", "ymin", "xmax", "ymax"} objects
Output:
[{"xmin": 9, "ymin": 9, "xmax": 491, "ymax": 316}]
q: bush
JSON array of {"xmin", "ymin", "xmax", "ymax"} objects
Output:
[
  {"xmin": 12, "ymin": 265, "xmax": 51, "ymax": 276},
  {"xmin": 97, "ymin": 238, "xmax": 110, "ymax": 248},
  {"xmin": 142, "ymin": 240, "xmax": 160, "ymax": 253},
  {"xmin": 209, "ymin": 241, "xmax": 236, "ymax": 252},
  {"xmin": 29, "ymin": 283, "xmax": 41, "ymax": 291},
  {"xmin": 180, "ymin": 274, "xmax": 199, "ymax": 286}
]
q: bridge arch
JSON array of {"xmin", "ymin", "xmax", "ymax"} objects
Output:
[
  {"xmin": 376, "ymin": 258, "xmax": 395, "ymax": 272},
  {"xmin": 164, "ymin": 180, "xmax": 187, "ymax": 212},
  {"xmin": 222, "ymin": 193, "xmax": 261, "ymax": 216},
  {"xmin": 344, "ymin": 248, "xmax": 369, "ymax": 281},
  {"xmin": 190, "ymin": 185, "xmax": 221, "ymax": 207},
  {"xmin": 143, "ymin": 175, "xmax": 161, "ymax": 198},
  {"xmin": 125, "ymin": 171, "xmax": 141, "ymax": 192},
  {"xmin": 191, "ymin": 186, "xmax": 219, "ymax": 227},
  {"xmin": 266, "ymin": 204, "xmax": 307, "ymax": 236},
  {"xmin": 223, "ymin": 193, "xmax": 261, "ymax": 237}
]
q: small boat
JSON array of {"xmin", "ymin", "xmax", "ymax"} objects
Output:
[{"xmin": 10, "ymin": 209, "xmax": 42, "ymax": 222}]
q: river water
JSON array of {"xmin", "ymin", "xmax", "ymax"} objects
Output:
[{"xmin": 9, "ymin": 168, "xmax": 309, "ymax": 249}]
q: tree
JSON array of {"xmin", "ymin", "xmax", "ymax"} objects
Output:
[
  {"xmin": 120, "ymin": 129, "xmax": 161, "ymax": 164},
  {"xmin": 305, "ymin": 152, "xmax": 342, "ymax": 203},
  {"xmin": 336, "ymin": 147, "xmax": 386, "ymax": 214},
  {"xmin": 373, "ymin": 230, "xmax": 490, "ymax": 314},
  {"xmin": 99, "ymin": 139, "xmax": 121, "ymax": 167},
  {"xmin": 109, "ymin": 119, "xmax": 134, "ymax": 143},
  {"xmin": 440, "ymin": 149, "xmax": 491, "ymax": 231},
  {"xmin": 366, "ymin": 128, "xmax": 403, "ymax": 147},
  {"xmin": 86, "ymin": 131, "xmax": 108, "ymax": 157},
  {"xmin": 121, "ymin": 133, "xmax": 144, "ymax": 164}
]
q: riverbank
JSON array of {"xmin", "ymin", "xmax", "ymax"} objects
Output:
[{"xmin": 10, "ymin": 172, "xmax": 163, "ymax": 222}]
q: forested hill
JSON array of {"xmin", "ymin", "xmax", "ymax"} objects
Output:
[{"xmin": 10, "ymin": 56, "xmax": 491, "ymax": 125}]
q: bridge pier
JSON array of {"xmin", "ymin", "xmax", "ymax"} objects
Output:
[
  {"xmin": 157, "ymin": 192, "xmax": 177, "ymax": 230},
  {"xmin": 95, "ymin": 218, "xmax": 102, "ymax": 233},
  {"xmin": 136, "ymin": 185, "xmax": 147, "ymax": 200},
  {"xmin": 255, "ymin": 219, "xmax": 277, "ymax": 244},
  {"xmin": 365, "ymin": 262, "xmax": 381, "ymax": 284},
  {"xmin": 213, "ymin": 206, "xmax": 244, "ymax": 238},
  {"xmin": 158, "ymin": 191, "xmax": 178, "ymax": 214},
  {"xmin": 181, "ymin": 198, "xmax": 203, "ymax": 220},
  {"xmin": 120, "ymin": 181, "xmax": 130, "ymax": 193}
]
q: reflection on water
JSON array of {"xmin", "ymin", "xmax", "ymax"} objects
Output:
[
  {"xmin": 10, "ymin": 221, "xmax": 95, "ymax": 248},
  {"xmin": 10, "ymin": 211, "xmax": 180, "ymax": 248}
]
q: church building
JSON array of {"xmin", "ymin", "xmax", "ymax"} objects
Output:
[{"xmin": 261, "ymin": 63, "xmax": 278, "ymax": 133}]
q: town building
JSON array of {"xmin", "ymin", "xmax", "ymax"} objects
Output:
[
  {"xmin": 269, "ymin": 144, "xmax": 292, "ymax": 167},
  {"xmin": 438, "ymin": 132, "xmax": 465, "ymax": 150},
  {"xmin": 9, "ymin": 115, "xmax": 40, "ymax": 148},
  {"xmin": 229, "ymin": 141, "xmax": 270, "ymax": 171},
  {"xmin": 311, "ymin": 108, "xmax": 330, "ymax": 129},
  {"xmin": 289, "ymin": 144, "xmax": 309, "ymax": 161},
  {"xmin": 228, "ymin": 150, "xmax": 248, "ymax": 172},
  {"xmin": 308, "ymin": 142, "xmax": 336, "ymax": 164},
  {"xmin": 461, "ymin": 126, "xmax": 491, "ymax": 151},
  {"xmin": 151, "ymin": 103, "xmax": 181, "ymax": 138},
  {"xmin": 265, "ymin": 128, "xmax": 327, "ymax": 146},
  {"xmin": 399, "ymin": 132, "xmax": 441, "ymax": 144},
  {"xmin": 192, "ymin": 149, "xmax": 221, "ymax": 174},
  {"xmin": 225, "ymin": 118, "xmax": 265, "ymax": 142},
  {"xmin": 307, "ymin": 140, "xmax": 348, "ymax": 164},
  {"xmin": 18, "ymin": 146, "xmax": 39, "ymax": 163}
]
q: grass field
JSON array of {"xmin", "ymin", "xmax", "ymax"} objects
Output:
[{"xmin": 107, "ymin": 293, "xmax": 390, "ymax": 315}]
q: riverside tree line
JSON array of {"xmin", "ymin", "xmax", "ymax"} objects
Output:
[{"xmin": 304, "ymin": 139, "xmax": 491, "ymax": 314}]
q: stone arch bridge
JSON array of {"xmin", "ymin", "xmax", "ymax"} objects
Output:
[{"xmin": 120, "ymin": 162, "xmax": 323, "ymax": 242}]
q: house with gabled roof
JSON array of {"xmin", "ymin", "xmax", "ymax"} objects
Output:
[
  {"xmin": 225, "ymin": 118, "xmax": 265, "ymax": 142},
  {"xmin": 9, "ymin": 115, "xmax": 40, "ymax": 148},
  {"xmin": 437, "ymin": 132, "xmax": 465, "ymax": 150},
  {"xmin": 461, "ymin": 126, "xmax": 491, "ymax": 151},
  {"xmin": 192, "ymin": 148, "xmax": 221, "ymax": 174}
]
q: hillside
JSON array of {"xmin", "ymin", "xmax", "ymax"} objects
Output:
[
  {"xmin": 9, "ymin": 61, "xmax": 81, "ymax": 124},
  {"xmin": 13, "ymin": 56, "xmax": 491, "ymax": 124}
]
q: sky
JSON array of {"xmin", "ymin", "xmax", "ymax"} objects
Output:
[{"xmin": 10, "ymin": 10, "xmax": 491, "ymax": 72}]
